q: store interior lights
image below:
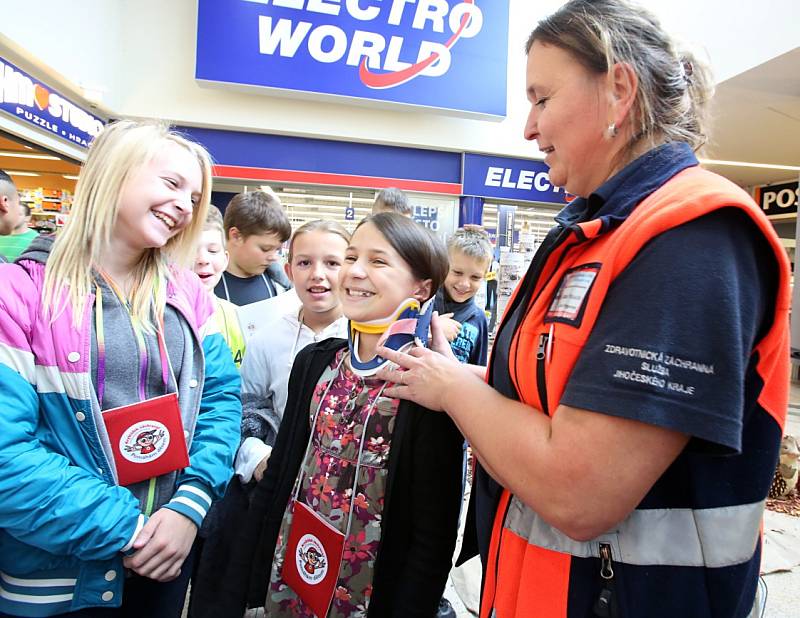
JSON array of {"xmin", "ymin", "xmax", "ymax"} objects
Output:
[
  {"xmin": 700, "ymin": 158, "xmax": 800, "ymax": 172},
  {"xmin": 0, "ymin": 151, "xmax": 60, "ymax": 161},
  {"xmin": 62, "ymin": 174, "xmax": 79, "ymax": 180},
  {"xmin": 7, "ymin": 171, "xmax": 41, "ymax": 177}
]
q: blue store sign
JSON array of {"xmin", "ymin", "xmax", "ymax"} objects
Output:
[
  {"xmin": 196, "ymin": 0, "xmax": 509, "ymax": 118},
  {"xmin": 463, "ymin": 153, "xmax": 569, "ymax": 204},
  {"xmin": 0, "ymin": 57, "xmax": 104, "ymax": 149}
]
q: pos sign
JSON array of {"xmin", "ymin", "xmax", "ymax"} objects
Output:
[
  {"xmin": 196, "ymin": 0, "xmax": 509, "ymax": 118},
  {"xmin": 756, "ymin": 181, "xmax": 799, "ymax": 217}
]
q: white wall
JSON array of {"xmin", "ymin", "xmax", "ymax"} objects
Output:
[
  {"xmin": 2, "ymin": 0, "xmax": 797, "ymax": 160},
  {"xmin": 0, "ymin": 0, "xmax": 123, "ymax": 106}
]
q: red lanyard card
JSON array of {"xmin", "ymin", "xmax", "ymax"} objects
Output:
[
  {"xmin": 282, "ymin": 500, "xmax": 345, "ymax": 618},
  {"xmin": 102, "ymin": 392, "xmax": 190, "ymax": 486}
]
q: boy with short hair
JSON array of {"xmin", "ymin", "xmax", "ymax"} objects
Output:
[
  {"xmin": 213, "ymin": 189, "xmax": 292, "ymax": 306},
  {"xmin": 436, "ymin": 225, "xmax": 492, "ymax": 366},
  {"xmin": 193, "ymin": 205, "xmax": 246, "ymax": 367}
]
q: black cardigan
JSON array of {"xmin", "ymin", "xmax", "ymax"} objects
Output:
[{"xmin": 198, "ymin": 338, "xmax": 464, "ymax": 618}]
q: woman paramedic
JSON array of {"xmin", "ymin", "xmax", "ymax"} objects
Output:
[{"xmin": 378, "ymin": 1, "xmax": 790, "ymax": 617}]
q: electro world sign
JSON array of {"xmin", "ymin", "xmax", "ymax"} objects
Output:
[{"xmin": 196, "ymin": 0, "xmax": 509, "ymax": 118}]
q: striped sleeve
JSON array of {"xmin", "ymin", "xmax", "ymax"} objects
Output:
[{"xmin": 163, "ymin": 482, "xmax": 213, "ymax": 528}]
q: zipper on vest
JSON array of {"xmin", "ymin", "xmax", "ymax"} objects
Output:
[
  {"xmin": 536, "ymin": 333, "xmax": 549, "ymax": 415},
  {"xmin": 593, "ymin": 542, "xmax": 619, "ymax": 618}
]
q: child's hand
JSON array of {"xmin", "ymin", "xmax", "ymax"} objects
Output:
[
  {"xmin": 254, "ymin": 455, "xmax": 270, "ymax": 482},
  {"xmin": 437, "ymin": 313, "xmax": 461, "ymax": 342},
  {"xmin": 429, "ymin": 312, "xmax": 459, "ymax": 363},
  {"xmin": 123, "ymin": 509, "xmax": 197, "ymax": 582}
]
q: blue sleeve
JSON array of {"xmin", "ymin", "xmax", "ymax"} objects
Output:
[
  {"xmin": 0, "ymin": 269, "xmax": 143, "ymax": 560},
  {"xmin": 470, "ymin": 311, "xmax": 489, "ymax": 366},
  {"xmin": 560, "ymin": 208, "xmax": 777, "ymax": 452},
  {"xmin": 166, "ymin": 331, "xmax": 242, "ymax": 527}
]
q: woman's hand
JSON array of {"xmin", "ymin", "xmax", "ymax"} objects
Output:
[{"xmin": 378, "ymin": 310, "xmax": 478, "ymax": 410}]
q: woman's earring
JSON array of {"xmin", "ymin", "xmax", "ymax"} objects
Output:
[{"xmin": 607, "ymin": 122, "xmax": 618, "ymax": 138}]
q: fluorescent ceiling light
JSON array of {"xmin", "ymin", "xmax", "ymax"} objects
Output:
[
  {"xmin": 700, "ymin": 158, "xmax": 800, "ymax": 171},
  {"xmin": 279, "ymin": 193, "xmax": 374, "ymax": 204},
  {"xmin": 8, "ymin": 171, "xmax": 40, "ymax": 177},
  {"xmin": 0, "ymin": 151, "xmax": 59, "ymax": 161},
  {"xmin": 63, "ymin": 174, "xmax": 79, "ymax": 180}
]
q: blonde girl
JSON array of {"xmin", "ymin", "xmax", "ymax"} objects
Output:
[{"xmin": 0, "ymin": 120, "xmax": 241, "ymax": 617}]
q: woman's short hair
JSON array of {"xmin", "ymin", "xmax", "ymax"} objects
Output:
[
  {"xmin": 356, "ymin": 212, "xmax": 449, "ymax": 300},
  {"xmin": 527, "ymin": 0, "xmax": 713, "ymax": 153},
  {"xmin": 287, "ymin": 219, "xmax": 350, "ymax": 261}
]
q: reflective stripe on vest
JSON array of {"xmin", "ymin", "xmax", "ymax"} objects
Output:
[{"xmin": 505, "ymin": 496, "xmax": 764, "ymax": 568}]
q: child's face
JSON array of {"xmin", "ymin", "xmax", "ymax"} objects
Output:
[
  {"xmin": 193, "ymin": 228, "xmax": 228, "ymax": 291},
  {"xmin": 113, "ymin": 142, "xmax": 202, "ymax": 259},
  {"xmin": 287, "ymin": 230, "xmax": 348, "ymax": 317},
  {"xmin": 340, "ymin": 222, "xmax": 430, "ymax": 323},
  {"xmin": 444, "ymin": 250, "xmax": 488, "ymax": 303},
  {"xmin": 228, "ymin": 230, "xmax": 283, "ymax": 277}
]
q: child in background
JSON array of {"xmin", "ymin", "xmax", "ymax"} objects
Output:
[
  {"xmin": 214, "ymin": 189, "xmax": 292, "ymax": 307},
  {"xmin": 203, "ymin": 213, "xmax": 464, "ymax": 618},
  {"xmin": 193, "ymin": 205, "xmax": 245, "ymax": 367},
  {"xmin": 435, "ymin": 225, "xmax": 492, "ymax": 366},
  {"xmin": 237, "ymin": 219, "xmax": 351, "ymax": 484}
]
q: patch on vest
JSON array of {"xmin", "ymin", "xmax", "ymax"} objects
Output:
[{"xmin": 545, "ymin": 263, "xmax": 601, "ymax": 326}]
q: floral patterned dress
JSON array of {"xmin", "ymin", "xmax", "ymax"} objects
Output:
[{"xmin": 264, "ymin": 349, "xmax": 400, "ymax": 617}]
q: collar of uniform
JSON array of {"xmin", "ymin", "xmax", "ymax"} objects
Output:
[{"xmin": 554, "ymin": 142, "xmax": 698, "ymax": 232}]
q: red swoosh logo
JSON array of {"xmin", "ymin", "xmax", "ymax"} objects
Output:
[{"xmin": 359, "ymin": 0, "xmax": 475, "ymax": 89}]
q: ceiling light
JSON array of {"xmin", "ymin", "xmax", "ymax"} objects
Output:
[
  {"xmin": 7, "ymin": 171, "xmax": 41, "ymax": 177},
  {"xmin": 0, "ymin": 150, "xmax": 60, "ymax": 160},
  {"xmin": 700, "ymin": 158, "xmax": 800, "ymax": 171},
  {"xmin": 63, "ymin": 174, "xmax": 79, "ymax": 180}
]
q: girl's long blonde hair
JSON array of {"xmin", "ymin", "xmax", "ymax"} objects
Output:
[{"xmin": 43, "ymin": 120, "xmax": 213, "ymax": 329}]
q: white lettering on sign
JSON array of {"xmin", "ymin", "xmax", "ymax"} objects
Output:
[
  {"xmin": 308, "ymin": 24, "xmax": 349, "ymax": 63},
  {"xmin": 413, "ymin": 0, "xmax": 449, "ymax": 33},
  {"xmin": 0, "ymin": 62, "xmax": 35, "ymax": 106},
  {"xmin": 483, "ymin": 166, "xmax": 563, "ymax": 194},
  {"xmin": 254, "ymin": 0, "xmax": 483, "ymax": 81},
  {"xmin": 347, "ymin": 0, "xmax": 380, "ymax": 21},
  {"xmin": 413, "ymin": 205, "xmax": 439, "ymax": 231},
  {"xmin": 763, "ymin": 187, "xmax": 799, "ymax": 210},
  {"xmin": 0, "ymin": 60, "xmax": 103, "ymax": 142}
]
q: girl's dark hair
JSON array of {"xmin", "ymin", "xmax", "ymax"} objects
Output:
[{"xmin": 356, "ymin": 212, "xmax": 449, "ymax": 301}]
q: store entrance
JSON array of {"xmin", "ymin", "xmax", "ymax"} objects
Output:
[
  {"xmin": 0, "ymin": 131, "xmax": 80, "ymax": 234},
  {"xmin": 212, "ymin": 180, "xmax": 459, "ymax": 238}
]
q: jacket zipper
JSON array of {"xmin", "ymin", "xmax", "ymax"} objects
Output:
[
  {"xmin": 593, "ymin": 542, "xmax": 618, "ymax": 618},
  {"xmin": 536, "ymin": 333, "xmax": 549, "ymax": 416}
]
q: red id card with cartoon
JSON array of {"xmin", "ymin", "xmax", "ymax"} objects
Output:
[
  {"xmin": 102, "ymin": 392, "xmax": 190, "ymax": 486},
  {"xmin": 282, "ymin": 500, "xmax": 345, "ymax": 618}
]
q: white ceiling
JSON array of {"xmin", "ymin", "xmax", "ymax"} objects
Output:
[{"xmin": 704, "ymin": 46, "xmax": 800, "ymax": 187}]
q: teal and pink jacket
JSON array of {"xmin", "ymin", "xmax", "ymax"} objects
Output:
[{"xmin": 0, "ymin": 240, "xmax": 241, "ymax": 616}]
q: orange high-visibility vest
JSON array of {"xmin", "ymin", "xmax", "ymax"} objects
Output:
[{"xmin": 481, "ymin": 166, "xmax": 790, "ymax": 618}]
